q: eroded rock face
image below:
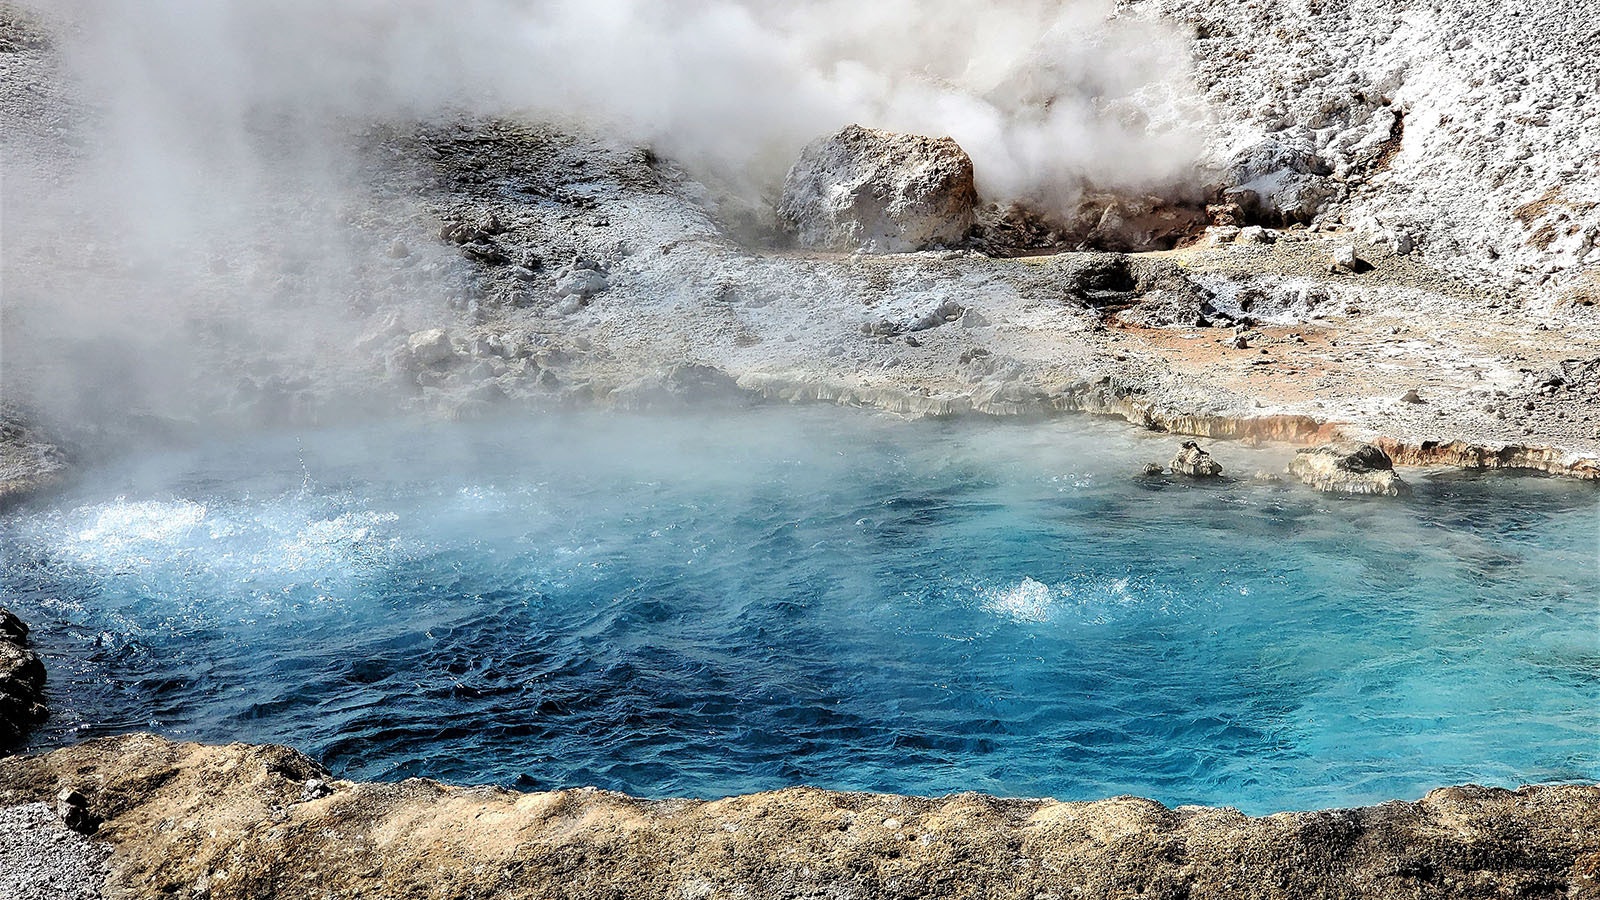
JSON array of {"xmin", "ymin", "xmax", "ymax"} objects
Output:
[
  {"xmin": 0, "ymin": 608, "xmax": 47, "ymax": 749},
  {"xmin": 1289, "ymin": 442, "xmax": 1411, "ymax": 496},
  {"xmin": 778, "ymin": 125, "xmax": 977, "ymax": 253},
  {"xmin": 0, "ymin": 735, "xmax": 1596, "ymax": 900}
]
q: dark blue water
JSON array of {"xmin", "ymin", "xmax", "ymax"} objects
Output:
[{"xmin": 2, "ymin": 408, "xmax": 1596, "ymax": 813}]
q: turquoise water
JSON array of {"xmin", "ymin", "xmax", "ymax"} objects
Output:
[{"xmin": 2, "ymin": 408, "xmax": 1596, "ymax": 813}]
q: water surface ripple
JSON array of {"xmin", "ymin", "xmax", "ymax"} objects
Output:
[{"xmin": 3, "ymin": 409, "xmax": 1595, "ymax": 813}]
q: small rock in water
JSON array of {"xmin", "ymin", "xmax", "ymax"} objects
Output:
[
  {"xmin": 1140, "ymin": 462, "xmax": 1166, "ymax": 477},
  {"xmin": 1329, "ymin": 243, "xmax": 1366, "ymax": 273},
  {"xmin": 1170, "ymin": 441, "xmax": 1223, "ymax": 477},
  {"xmin": 551, "ymin": 256, "xmax": 610, "ymax": 302},
  {"xmin": 1288, "ymin": 442, "xmax": 1411, "ymax": 496}
]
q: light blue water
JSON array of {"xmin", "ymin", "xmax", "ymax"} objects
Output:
[{"xmin": 2, "ymin": 408, "xmax": 1596, "ymax": 813}]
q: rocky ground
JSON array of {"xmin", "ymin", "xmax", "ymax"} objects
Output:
[
  {"xmin": 2, "ymin": 1, "xmax": 1598, "ymax": 896},
  {"xmin": 0, "ymin": 734, "xmax": 1594, "ymax": 900},
  {"xmin": 4, "ymin": 3, "xmax": 1600, "ymax": 505}
]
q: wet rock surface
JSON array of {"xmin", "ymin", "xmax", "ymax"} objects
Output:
[
  {"xmin": 1289, "ymin": 442, "xmax": 1411, "ymax": 496},
  {"xmin": 778, "ymin": 125, "xmax": 977, "ymax": 253},
  {"xmin": 0, "ymin": 607, "xmax": 47, "ymax": 749},
  {"xmin": 0, "ymin": 735, "xmax": 1595, "ymax": 900},
  {"xmin": 1170, "ymin": 441, "xmax": 1223, "ymax": 477}
]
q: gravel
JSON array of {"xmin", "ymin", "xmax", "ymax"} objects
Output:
[{"xmin": 0, "ymin": 803, "xmax": 108, "ymax": 900}]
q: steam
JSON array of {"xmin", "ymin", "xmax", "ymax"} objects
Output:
[
  {"xmin": 3, "ymin": 0, "xmax": 1202, "ymax": 438},
  {"xmin": 51, "ymin": 0, "xmax": 1201, "ymax": 209}
]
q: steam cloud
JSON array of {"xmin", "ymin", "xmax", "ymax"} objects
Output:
[
  {"xmin": 4, "ymin": 0, "xmax": 1202, "ymax": 436},
  {"xmin": 51, "ymin": 0, "xmax": 1201, "ymax": 210}
]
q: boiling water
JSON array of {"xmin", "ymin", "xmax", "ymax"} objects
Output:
[{"xmin": 2, "ymin": 409, "xmax": 1595, "ymax": 813}]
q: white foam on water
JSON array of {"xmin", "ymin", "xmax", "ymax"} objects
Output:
[
  {"xmin": 979, "ymin": 575, "xmax": 1178, "ymax": 625},
  {"xmin": 63, "ymin": 498, "xmax": 210, "ymax": 568},
  {"xmin": 276, "ymin": 511, "xmax": 402, "ymax": 574},
  {"xmin": 980, "ymin": 577, "xmax": 1059, "ymax": 623}
]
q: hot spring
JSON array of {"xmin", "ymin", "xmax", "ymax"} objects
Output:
[{"xmin": 2, "ymin": 408, "xmax": 1595, "ymax": 814}]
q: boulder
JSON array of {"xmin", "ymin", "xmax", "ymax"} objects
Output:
[
  {"xmin": 1171, "ymin": 441, "xmax": 1223, "ymax": 477},
  {"xmin": 1288, "ymin": 442, "xmax": 1411, "ymax": 496},
  {"xmin": 0, "ymin": 607, "xmax": 46, "ymax": 749},
  {"xmin": 552, "ymin": 256, "xmax": 609, "ymax": 302},
  {"xmin": 405, "ymin": 329, "xmax": 454, "ymax": 367},
  {"xmin": 1214, "ymin": 136, "xmax": 1336, "ymax": 225},
  {"xmin": 778, "ymin": 125, "xmax": 977, "ymax": 253}
]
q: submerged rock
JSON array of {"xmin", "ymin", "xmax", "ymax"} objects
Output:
[
  {"xmin": 909, "ymin": 300, "xmax": 966, "ymax": 332},
  {"xmin": 0, "ymin": 607, "xmax": 46, "ymax": 749},
  {"xmin": 1288, "ymin": 442, "xmax": 1411, "ymax": 496},
  {"xmin": 1170, "ymin": 441, "xmax": 1223, "ymax": 477},
  {"xmin": 778, "ymin": 125, "xmax": 977, "ymax": 253}
]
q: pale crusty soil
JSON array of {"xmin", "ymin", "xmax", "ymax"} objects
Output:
[{"xmin": 0, "ymin": 734, "xmax": 1596, "ymax": 900}]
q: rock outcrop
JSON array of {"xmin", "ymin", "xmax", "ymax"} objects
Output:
[
  {"xmin": 0, "ymin": 608, "xmax": 46, "ymax": 749},
  {"xmin": 778, "ymin": 125, "xmax": 977, "ymax": 253},
  {"xmin": 0, "ymin": 407, "xmax": 67, "ymax": 510},
  {"xmin": 1170, "ymin": 440, "xmax": 1223, "ymax": 477},
  {"xmin": 1210, "ymin": 135, "xmax": 1337, "ymax": 225},
  {"xmin": 1, "ymin": 735, "xmax": 1597, "ymax": 900},
  {"xmin": 1289, "ymin": 442, "xmax": 1411, "ymax": 496}
]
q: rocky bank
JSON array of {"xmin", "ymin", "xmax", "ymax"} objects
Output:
[
  {"xmin": 0, "ymin": 608, "xmax": 47, "ymax": 751},
  {"xmin": 0, "ymin": 734, "xmax": 1595, "ymax": 900},
  {"xmin": 4, "ymin": 3, "xmax": 1600, "ymax": 491},
  {"xmin": 3, "ymin": 3, "xmax": 1600, "ymax": 896}
]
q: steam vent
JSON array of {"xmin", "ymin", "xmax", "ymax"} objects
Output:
[
  {"xmin": 4, "ymin": 0, "xmax": 1600, "ymax": 897},
  {"xmin": 778, "ymin": 125, "xmax": 978, "ymax": 253}
]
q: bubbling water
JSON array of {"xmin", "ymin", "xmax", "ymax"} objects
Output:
[{"xmin": 2, "ymin": 408, "xmax": 1595, "ymax": 813}]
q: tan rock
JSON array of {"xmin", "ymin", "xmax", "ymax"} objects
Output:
[
  {"xmin": 0, "ymin": 735, "xmax": 1596, "ymax": 900},
  {"xmin": 1289, "ymin": 442, "xmax": 1411, "ymax": 495},
  {"xmin": 1171, "ymin": 440, "xmax": 1223, "ymax": 477}
]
